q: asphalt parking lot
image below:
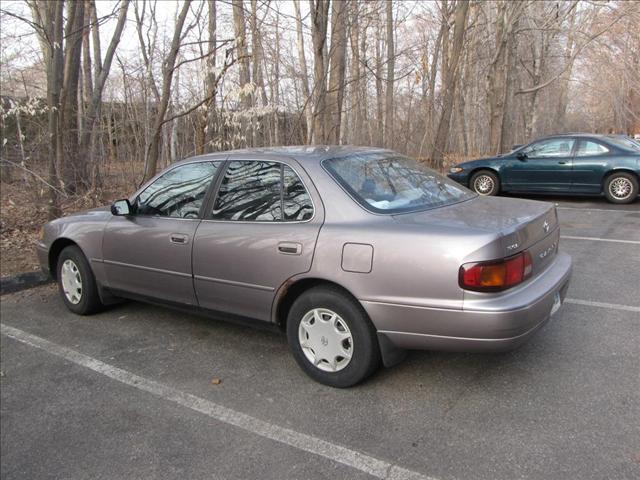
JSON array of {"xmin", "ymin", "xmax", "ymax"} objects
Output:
[{"xmin": 1, "ymin": 195, "xmax": 639, "ymax": 480}]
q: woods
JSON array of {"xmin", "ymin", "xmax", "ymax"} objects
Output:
[{"xmin": 1, "ymin": 0, "xmax": 640, "ymax": 223}]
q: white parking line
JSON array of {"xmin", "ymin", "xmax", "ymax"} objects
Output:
[
  {"xmin": 560, "ymin": 235, "xmax": 640, "ymax": 245},
  {"xmin": 0, "ymin": 323, "xmax": 434, "ymax": 480},
  {"xmin": 565, "ymin": 298, "xmax": 640, "ymax": 313}
]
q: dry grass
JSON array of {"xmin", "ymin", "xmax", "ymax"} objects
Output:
[{"xmin": 0, "ymin": 161, "xmax": 136, "ymax": 277}]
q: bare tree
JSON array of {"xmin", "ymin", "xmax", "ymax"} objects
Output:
[
  {"xmin": 142, "ymin": 0, "xmax": 192, "ymax": 182},
  {"xmin": 309, "ymin": 0, "xmax": 330, "ymax": 144},
  {"xmin": 325, "ymin": 0, "xmax": 348, "ymax": 144},
  {"xmin": 384, "ymin": 0, "xmax": 394, "ymax": 148},
  {"xmin": 430, "ymin": 0, "xmax": 470, "ymax": 167}
]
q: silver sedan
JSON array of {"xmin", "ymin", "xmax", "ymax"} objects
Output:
[{"xmin": 37, "ymin": 147, "xmax": 572, "ymax": 387}]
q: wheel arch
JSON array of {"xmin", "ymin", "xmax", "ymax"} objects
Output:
[
  {"xmin": 468, "ymin": 167, "xmax": 501, "ymax": 193},
  {"xmin": 48, "ymin": 238, "xmax": 80, "ymax": 280},
  {"xmin": 273, "ymin": 276, "xmax": 407, "ymax": 368},
  {"xmin": 273, "ymin": 277, "xmax": 360, "ymax": 329},
  {"xmin": 602, "ymin": 168, "xmax": 639, "ymax": 192},
  {"xmin": 469, "ymin": 167, "xmax": 501, "ymax": 182}
]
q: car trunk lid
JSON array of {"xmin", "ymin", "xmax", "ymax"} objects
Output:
[{"xmin": 392, "ymin": 196, "xmax": 559, "ymax": 275}]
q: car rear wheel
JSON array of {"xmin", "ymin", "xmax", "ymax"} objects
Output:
[
  {"xmin": 470, "ymin": 170, "xmax": 500, "ymax": 196},
  {"xmin": 286, "ymin": 286, "xmax": 381, "ymax": 387},
  {"xmin": 57, "ymin": 245, "xmax": 103, "ymax": 315},
  {"xmin": 604, "ymin": 172, "xmax": 638, "ymax": 204}
]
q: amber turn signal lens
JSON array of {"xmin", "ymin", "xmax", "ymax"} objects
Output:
[{"xmin": 459, "ymin": 251, "xmax": 533, "ymax": 292}]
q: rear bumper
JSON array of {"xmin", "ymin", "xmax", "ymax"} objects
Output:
[{"xmin": 364, "ymin": 252, "xmax": 572, "ymax": 353}]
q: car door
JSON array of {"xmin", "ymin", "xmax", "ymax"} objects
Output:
[
  {"xmin": 503, "ymin": 137, "xmax": 576, "ymax": 191},
  {"xmin": 102, "ymin": 161, "xmax": 222, "ymax": 305},
  {"xmin": 192, "ymin": 158, "xmax": 323, "ymax": 322},
  {"xmin": 571, "ymin": 139, "xmax": 612, "ymax": 193}
]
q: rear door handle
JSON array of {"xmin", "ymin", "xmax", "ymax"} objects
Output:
[
  {"xmin": 558, "ymin": 161, "xmax": 567, "ymax": 165},
  {"xmin": 278, "ymin": 242, "xmax": 302, "ymax": 255},
  {"xmin": 170, "ymin": 233, "xmax": 189, "ymax": 244}
]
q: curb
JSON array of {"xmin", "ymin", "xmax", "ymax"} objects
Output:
[{"xmin": 0, "ymin": 271, "xmax": 53, "ymax": 295}]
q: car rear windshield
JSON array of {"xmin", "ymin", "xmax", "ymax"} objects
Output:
[
  {"xmin": 606, "ymin": 136, "xmax": 640, "ymax": 152},
  {"xmin": 323, "ymin": 152, "xmax": 476, "ymax": 214}
]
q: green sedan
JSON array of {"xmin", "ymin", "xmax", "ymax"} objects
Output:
[{"xmin": 447, "ymin": 134, "xmax": 640, "ymax": 204}]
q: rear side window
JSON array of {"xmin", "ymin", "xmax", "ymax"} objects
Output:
[
  {"xmin": 135, "ymin": 162, "xmax": 219, "ymax": 218},
  {"xmin": 576, "ymin": 141, "xmax": 609, "ymax": 156},
  {"xmin": 283, "ymin": 166, "xmax": 313, "ymax": 221},
  {"xmin": 211, "ymin": 161, "xmax": 314, "ymax": 222}
]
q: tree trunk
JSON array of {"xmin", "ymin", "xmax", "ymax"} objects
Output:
[
  {"xmin": 349, "ymin": 1, "xmax": 363, "ymax": 144},
  {"xmin": 309, "ymin": 0, "xmax": 330, "ymax": 144},
  {"xmin": 294, "ymin": 0, "xmax": 313, "ymax": 144},
  {"xmin": 430, "ymin": 0, "xmax": 470, "ymax": 168},
  {"xmin": 384, "ymin": 0, "xmax": 395, "ymax": 148},
  {"xmin": 58, "ymin": 0, "xmax": 85, "ymax": 193},
  {"xmin": 232, "ymin": 0, "xmax": 252, "ymax": 110},
  {"xmin": 78, "ymin": 0, "xmax": 129, "ymax": 188},
  {"xmin": 203, "ymin": 0, "xmax": 218, "ymax": 152},
  {"xmin": 143, "ymin": 0, "xmax": 192, "ymax": 182},
  {"xmin": 325, "ymin": 0, "xmax": 348, "ymax": 144}
]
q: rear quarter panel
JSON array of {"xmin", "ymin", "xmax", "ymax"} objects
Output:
[{"xmin": 572, "ymin": 153, "xmax": 640, "ymax": 193}]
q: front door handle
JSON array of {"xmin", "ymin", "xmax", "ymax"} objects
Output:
[
  {"xmin": 558, "ymin": 161, "xmax": 567, "ymax": 165},
  {"xmin": 170, "ymin": 233, "xmax": 189, "ymax": 244},
  {"xmin": 278, "ymin": 242, "xmax": 302, "ymax": 255}
]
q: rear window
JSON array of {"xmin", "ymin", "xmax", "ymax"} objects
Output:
[
  {"xmin": 323, "ymin": 153, "xmax": 475, "ymax": 214},
  {"xmin": 606, "ymin": 136, "xmax": 640, "ymax": 152}
]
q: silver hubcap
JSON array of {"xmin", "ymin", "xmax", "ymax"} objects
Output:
[
  {"xmin": 61, "ymin": 259, "xmax": 82, "ymax": 304},
  {"xmin": 609, "ymin": 177, "xmax": 633, "ymax": 200},
  {"xmin": 474, "ymin": 175, "xmax": 495, "ymax": 195},
  {"xmin": 298, "ymin": 308, "xmax": 354, "ymax": 373}
]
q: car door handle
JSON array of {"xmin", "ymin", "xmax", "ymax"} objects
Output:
[
  {"xmin": 170, "ymin": 234, "xmax": 189, "ymax": 244},
  {"xmin": 278, "ymin": 242, "xmax": 302, "ymax": 255},
  {"xmin": 558, "ymin": 161, "xmax": 567, "ymax": 165}
]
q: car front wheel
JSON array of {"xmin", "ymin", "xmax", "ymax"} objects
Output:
[
  {"xmin": 604, "ymin": 172, "xmax": 638, "ymax": 204},
  {"xmin": 286, "ymin": 286, "xmax": 381, "ymax": 387},
  {"xmin": 470, "ymin": 170, "xmax": 500, "ymax": 196},
  {"xmin": 57, "ymin": 245, "xmax": 103, "ymax": 315}
]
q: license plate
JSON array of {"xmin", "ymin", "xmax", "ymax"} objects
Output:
[{"xmin": 550, "ymin": 292, "xmax": 562, "ymax": 316}]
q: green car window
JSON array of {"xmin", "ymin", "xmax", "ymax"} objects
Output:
[{"xmin": 522, "ymin": 138, "xmax": 575, "ymax": 158}]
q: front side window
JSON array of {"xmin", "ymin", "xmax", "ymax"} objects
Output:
[
  {"xmin": 323, "ymin": 153, "xmax": 475, "ymax": 214},
  {"xmin": 135, "ymin": 162, "xmax": 219, "ymax": 218},
  {"xmin": 522, "ymin": 138, "xmax": 575, "ymax": 158},
  {"xmin": 575, "ymin": 140, "xmax": 609, "ymax": 157}
]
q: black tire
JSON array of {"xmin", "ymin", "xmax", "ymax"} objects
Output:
[
  {"xmin": 286, "ymin": 286, "xmax": 381, "ymax": 388},
  {"xmin": 604, "ymin": 172, "xmax": 638, "ymax": 204},
  {"xmin": 56, "ymin": 245, "xmax": 103, "ymax": 315},
  {"xmin": 470, "ymin": 170, "xmax": 500, "ymax": 196}
]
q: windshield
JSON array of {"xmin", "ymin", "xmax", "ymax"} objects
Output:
[
  {"xmin": 606, "ymin": 136, "xmax": 640, "ymax": 152},
  {"xmin": 323, "ymin": 153, "xmax": 476, "ymax": 214}
]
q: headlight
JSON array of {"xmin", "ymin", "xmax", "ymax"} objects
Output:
[{"xmin": 449, "ymin": 166, "xmax": 463, "ymax": 174}]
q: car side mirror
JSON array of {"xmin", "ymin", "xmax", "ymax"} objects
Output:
[
  {"xmin": 111, "ymin": 199, "xmax": 132, "ymax": 216},
  {"xmin": 516, "ymin": 152, "xmax": 527, "ymax": 161}
]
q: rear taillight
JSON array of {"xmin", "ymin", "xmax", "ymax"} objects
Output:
[{"xmin": 459, "ymin": 251, "xmax": 533, "ymax": 292}]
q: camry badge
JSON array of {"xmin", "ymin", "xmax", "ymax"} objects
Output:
[{"xmin": 543, "ymin": 220, "xmax": 550, "ymax": 233}]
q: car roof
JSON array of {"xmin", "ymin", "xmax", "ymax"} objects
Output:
[
  {"xmin": 545, "ymin": 133, "xmax": 630, "ymax": 140},
  {"xmin": 178, "ymin": 145, "xmax": 394, "ymax": 165}
]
